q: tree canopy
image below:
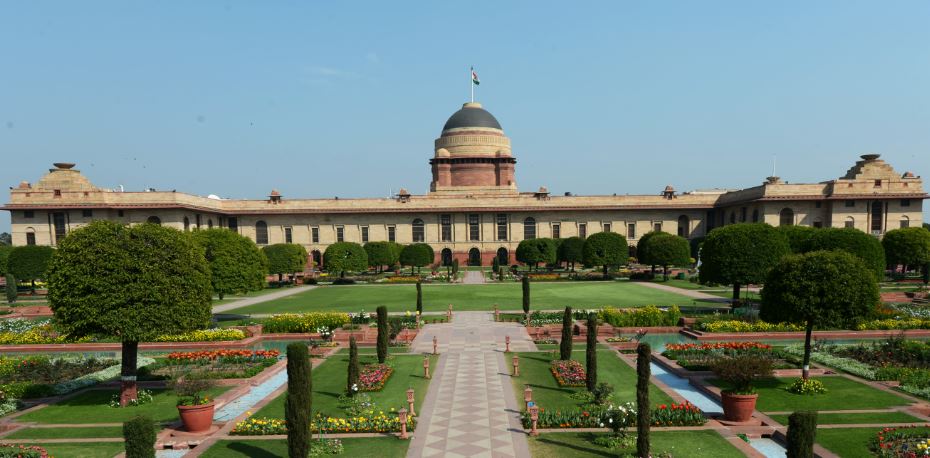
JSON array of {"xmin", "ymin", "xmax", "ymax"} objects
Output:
[
  {"xmin": 582, "ymin": 232, "xmax": 628, "ymax": 276},
  {"xmin": 323, "ymin": 242, "xmax": 368, "ymax": 276},
  {"xmin": 0, "ymin": 232, "xmax": 10, "ymax": 246},
  {"xmin": 192, "ymin": 228, "xmax": 267, "ymax": 300},
  {"xmin": 802, "ymin": 227, "xmax": 885, "ymax": 280},
  {"xmin": 760, "ymin": 250, "xmax": 879, "ymax": 378},
  {"xmin": 515, "ymin": 238, "xmax": 558, "ymax": 268},
  {"xmin": 0, "ymin": 245, "xmax": 12, "ymax": 276},
  {"xmin": 699, "ymin": 223, "xmax": 790, "ymax": 304},
  {"xmin": 400, "ymin": 243, "xmax": 434, "ymax": 273},
  {"xmin": 635, "ymin": 231, "xmax": 661, "ymax": 266},
  {"xmin": 776, "ymin": 225, "xmax": 819, "ymax": 253},
  {"xmin": 364, "ymin": 241, "xmax": 398, "ymax": 272},
  {"xmin": 882, "ymin": 227, "xmax": 930, "ymax": 270},
  {"xmin": 263, "ymin": 243, "xmax": 309, "ymax": 281},
  {"xmin": 7, "ymin": 245, "xmax": 55, "ymax": 285},
  {"xmin": 557, "ymin": 237, "xmax": 585, "ymax": 270},
  {"xmin": 639, "ymin": 232, "xmax": 690, "ymax": 279}
]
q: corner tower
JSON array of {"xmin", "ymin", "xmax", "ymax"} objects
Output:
[{"xmin": 430, "ymin": 102, "xmax": 517, "ymax": 194}]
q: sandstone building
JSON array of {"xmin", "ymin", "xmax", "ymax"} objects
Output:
[{"xmin": 3, "ymin": 102, "xmax": 927, "ymax": 267}]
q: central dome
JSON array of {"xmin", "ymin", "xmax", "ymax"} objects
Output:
[{"xmin": 442, "ymin": 102, "xmax": 502, "ymax": 131}]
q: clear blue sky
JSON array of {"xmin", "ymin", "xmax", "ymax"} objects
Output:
[{"xmin": 2, "ymin": 1, "xmax": 929, "ymax": 233}]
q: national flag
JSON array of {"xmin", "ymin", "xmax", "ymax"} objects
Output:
[{"xmin": 471, "ymin": 68, "xmax": 480, "ymax": 86}]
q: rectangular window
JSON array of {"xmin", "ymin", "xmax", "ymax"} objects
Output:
[
  {"xmin": 653, "ymin": 222, "xmax": 662, "ymax": 232},
  {"xmin": 813, "ymin": 221, "xmax": 823, "ymax": 228},
  {"xmin": 845, "ymin": 200, "xmax": 855, "ymax": 208},
  {"xmin": 387, "ymin": 225, "xmax": 396, "ymax": 242},
  {"xmin": 311, "ymin": 227, "xmax": 320, "ymax": 243},
  {"xmin": 628, "ymin": 223, "xmax": 637, "ymax": 239},
  {"xmin": 468, "ymin": 214, "xmax": 480, "ymax": 241},
  {"xmin": 361, "ymin": 226, "xmax": 369, "ymax": 243},
  {"xmin": 901, "ymin": 219, "xmax": 910, "ymax": 228},
  {"xmin": 845, "ymin": 219, "xmax": 855, "ymax": 229},
  {"xmin": 815, "ymin": 201, "xmax": 822, "ymax": 209},
  {"xmin": 53, "ymin": 189, "xmax": 61, "ymax": 198},
  {"xmin": 440, "ymin": 214, "xmax": 452, "ymax": 242},
  {"xmin": 118, "ymin": 210, "xmax": 125, "ymax": 217},
  {"xmin": 284, "ymin": 227, "xmax": 293, "ymax": 244},
  {"xmin": 26, "ymin": 232, "xmax": 36, "ymax": 245},
  {"xmin": 602, "ymin": 222, "xmax": 611, "ymax": 233},
  {"xmin": 874, "ymin": 179, "xmax": 882, "ymax": 188},
  {"xmin": 82, "ymin": 209, "xmax": 93, "ymax": 218},
  {"xmin": 496, "ymin": 214, "xmax": 508, "ymax": 241},
  {"xmin": 52, "ymin": 212, "xmax": 67, "ymax": 244},
  {"xmin": 740, "ymin": 207, "xmax": 747, "ymax": 222},
  {"xmin": 196, "ymin": 214, "xmax": 201, "ymax": 227},
  {"xmin": 336, "ymin": 226, "xmax": 344, "ymax": 242},
  {"xmin": 23, "ymin": 210, "xmax": 34, "ymax": 218},
  {"xmin": 228, "ymin": 217, "xmax": 238, "ymax": 232},
  {"xmin": 579, "ymin": 223, "xmax": 587, "ymax": 239},
  {"xmin": 902, "ymin": 199, "xmax": 911, "ymax": 207},
  {"xmin": 552, "ymin": 223, "xmax": 561, "ymax": 239}
]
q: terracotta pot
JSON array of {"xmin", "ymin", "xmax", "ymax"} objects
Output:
[
  {"xmin": 178, "ymin": 402, "xmax": 215, "ymax": 432},
  {"xmin": 720, "ymin": 392, "xmax": 757, "ymax": 422}
]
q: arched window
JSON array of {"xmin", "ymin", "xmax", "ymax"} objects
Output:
[
  {"xmin": 311, "ymin": 250, "xmax": 322, "ymax": 269},
  {"xmin": 255, "ymin": 221, "xmax": 268, "ymax": 245},
  {"xmin": 729, "ymin": 212, "xmax": 736, "ymax": 224},
  {"xmin": 845, "ymin": 216, "xmax": 855, "ymax": 229},
  {"xmin": 496, "ymin": 247, "xmax": 508, "ymax": 265},
  {"xmin": 779, "ymin": 208, "xmax": 794, "ymax": 226},
  {"xmin": 871, "ymin": 201, "xmax": 884, "ymax": 233},
  {"xmin": 412, "ymin": 219, "xmax": 425, "ymax": 242},
  {"xmin": 523, "ymin": 217, "xmax": 536, "ymax": 240},
  {"xmin": 183, "ymin": 217, "xmax": 190, "ymax": 232},
  {"xmin": 901, "ymin": 215, "xmax": 910, "ymax": 228},
  {"xmin": 752, "ymin": 209, "xmax": 760, "ymax": 223},
  {"xmin": 468, "ymin": 247, "xmax": 481, "ymax": 266},
  {"xmin": 677, "ymin": 215, "xmax": 690, "ymax": 238},
  {"xmin": 207, "ymin": 219, "xmax": 213, "ymax": 229},
  {"xmin": 441, "ymin": 248, "xmax": 453, "ymax": 266},
  {"xmin": 146, "ymin": 216, "xmax": 161, "ymax": 225},
  {"xmin": 25, "ymin": 227, "xmax": 36, "ymax": 246}
]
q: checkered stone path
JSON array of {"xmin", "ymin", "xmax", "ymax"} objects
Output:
[{"xmin": 407, "ymin": 311, "xmax": 535, "ymax": 458}]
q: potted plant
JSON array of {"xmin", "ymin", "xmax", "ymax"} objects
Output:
[
  {"xmin": 711, "ymin": 354, "xmax": 773, "ymax": 422},
  {"xmin": 172, "ymin": 377, "xmax": 216, "ymax": 432}
]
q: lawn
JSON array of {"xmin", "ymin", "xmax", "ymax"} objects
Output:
[
  {"xmin": 6, "ymin": 426, "xmax": 124, "ymax": 439},
  {"xmin": 38, "ymin": 442, "xmax": 125, "ymax": 458},
  {"xmin": 212, "ymin": 287, "xmax": 291, "ymax": 305},
  {"xmin": 15, "ymin": 386, "xmax": 229, "ymax": 424},
  {"xmin": 528, "ymin": 430, "xmax": 744, "ymax": 458},
  {"xmin": 254, "ymin": 353, "xmax": 436, "ymax": 419},
  {"xmin": 200, "ymin": 437, "xmax": 409, "ymax": 458},
  {"xmin": 229, "ymin": 281, "xmax": 698, "ymax": 314},
  {"xmin": 766, "ymin": 411, "xmax": 923, "ymax": 426},
  {"xmin": 814, "ymin": 426, "xmax": 930, "ymax": 458},
  {"xmin": 709, "ymin": 376, "xmax": 910, "ymax": 412},
  {"xmin": 510, "ymin": 349, "xmax": 674, "ymax": 412}
]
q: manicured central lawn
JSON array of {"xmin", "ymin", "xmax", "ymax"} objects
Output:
[
  {"xmin": 200, "ymin": 437, "xmax": 409, "ymax": 458},
  {"xmin": 15, "ymin": 386, "xmax": 229, "ymax": 424},
  {"xmin": 6, "ymin": 426, "xmax": 124, "ymax": 439},
  {"xmin": 511, "ymin": 349, "xmax": 674, "ymax": 412},
  {"xmin": 230, "ymin": 281, "xmax": 698, "ymax": 314},
  {"xmin": 767, "ymin": 411, "xmax": 923, "ymax": 426},
  {"xmin": 815, "ymin": 426, "xmax": 930, "ymax": 458},
  {"xmin": 529, "ymin": 430, "xmax": 744, "ymax": 458},
  {"xmin": 709, "ymin": 376, "xmax": 910, "ymax": 412},
  {"xmin": 37, "ymin": 442, "xmax": 125, "ymax": 458},
  {"xmin": 254, "ymin": 353, "xmax": 436, "ymax": 419}
]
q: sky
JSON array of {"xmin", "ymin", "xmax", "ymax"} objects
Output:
[{"xmin": 1, "ymin": 1, "xmax": 929, "ymax": 233}]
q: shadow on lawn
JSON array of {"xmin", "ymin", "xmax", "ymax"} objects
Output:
[
  {"xmin": 535, "ymin": 433, "xmax": 613, "ymax": 457},
  {"xmin": 223, "ymin": 442, "xmax": 281, "ymax": 458}
]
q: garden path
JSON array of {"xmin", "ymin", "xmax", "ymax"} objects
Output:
[
  {"xmin": 211, "ymin": 285, "xmax": 314, "ymax": 313},
  {"xmin": 635, "ymin": 281, "xmax": 728, "ymax": 302},
  {"xmin": 406, "ymin": 311, "xmax": 534, "ymax": 458},
  {"xmin": 462, "ymin": 270, "xmax": 486, "ymax": 284}
]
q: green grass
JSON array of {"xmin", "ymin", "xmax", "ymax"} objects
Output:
[
  {"xmin": 511, "ymin": 349, "xmax": 674, "ymax": 412},
  {"xmin": 15, "ymin": 387, "xmax": 229, "ymax": 424},
  {"xmin": 254, "ymin": 353, "xmax": 436, "ymax": 418},
  {"xmin": 200, "ymin": 437, "xmax": 409, "ymax": 458},
  {"xmin": 529, "ymin": 430, "xmax": 744, "ymax": 458},
  {"xmin": 813, "ymin": 426, "xmax": 930, "ymax": 458},
  {"xmin": 709, "ymin": 376, "xmax": 910, "ymax": 412},
  {"xmin": 37, "ymin": 442, "xmax": 125, "ymax": 458},
  {"xmin": 212, "ymin": 287, "xmax": 292, "ymax": 305},
  {"xmin": 230, "ymin": 281, "xmax": 700, "ymax": 314},
  {"xmin": 767, "ymin": 411, "xmax": 923, "ymax": 426},
  {"xmin": 6, "ymin": 426, "xmax": 124, "ymax": 439},
  {"xmin": 648, "ymin": 278, "xmax": 704, "ymax": 290}
]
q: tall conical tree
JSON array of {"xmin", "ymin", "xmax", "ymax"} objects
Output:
[
  {"xmin": 786, "ymin": 411, "xmax": 818, "ymax": 458},
  {"xmin": 347, "ymin": 336, "xmax": 360, "ymax": 396},
  {"xmin": 415, "ymin": 281, "xmax": 423, "ymax": 315},
  {"xmin": 285, "ymin": 343, "xmax": 312, "ymax": 458},
  {"xmin": 559, "ymin": 306, "xmax": 573, "ymax": 360},
  {"xmin": 636, "ymin": 343, "xmax": 652, "ymax": 458},
  {"xmin": 376, "ymin": 306, "xmax": 389, "ymax": 364},
  {"xmin": 522, "ymin": 276, "xmax": 530, "ymax": 315},
  {"xmin": 585, "ymin": 312, "xmax": 598, "ymax": 391}
]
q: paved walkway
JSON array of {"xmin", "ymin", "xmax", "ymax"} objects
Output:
[
  {"xmin": 462, "ymin": 270, "xmax": 486, "ymax": 284},
  {"xmin": 211, "ymin": 285, "xmax": 314, "ymax": 314},
  {"xmin": 407, "ymin": 312, "xmax": 534, "ymax": 458},
  {"xmin": 634, "ymin": 281, "xmax": 728, "ymax": 303}
]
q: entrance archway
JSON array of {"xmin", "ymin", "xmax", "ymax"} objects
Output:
[
  {"xmin": 441, "ymin": 248, "xmax": 453, "ymax": 266},
  {"xmin": 496, "ymin": 247, "xmax": 508, "ymax": 265},
  {"xmin": 311, "ymin": 250, "xmax": 322, "ymax": 270},
  {"xmin": 468, "ymin": 248, "xmax": 482, "ymax": 266}
]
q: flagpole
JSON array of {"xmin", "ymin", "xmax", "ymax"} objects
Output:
[{"xmin": 470, "ymin": 66, "xmax": 474, "ymax": 103}]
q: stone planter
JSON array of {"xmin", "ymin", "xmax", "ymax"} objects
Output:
[
  {"xmin": 720, "ymin": 392, "xmax": 757, "ymax": 422},
  {"xmin": 178, "ymin": 402, "xmax": 215, "ymax": 432}
]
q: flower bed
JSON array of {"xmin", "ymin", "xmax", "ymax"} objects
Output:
[
  {"xmin": 0, "ymin": 355, "xmax": 113, "ymax": 400},
  {"xmin": 526, "ymin": 273, "xmax": 561, "ymax": 281},
  {"xmin": 358, "ymin": 364, "xmax": 393, "ymax": 391},
  {"xmin": 599, "ymin": 305, "xmax": 681, "ymax": 328},
  {"xmin": 383, "ymin": 276, "xmax": 422, "ymax": 283},
  {"xmin": 0, "ymin": 320, "xmax": 90, "ymax": 345},
  {"xmin": 662, "ymin": 342, "xmax": 774, "ymax": 371},
  {"xmin": 868, "ymin": 425, "xmax": 930, "ymax": 457},
  {"xmin": 698, "ymin": 320, "xmax": 804, "ymax": 333},
  {"xmin": 857, "ymin": 318, "xmax": 930, "ymax": 330},
  {"xmin": 230, "ymin": 412, "xmax": 415, "ymax": 435},
  {"xmin": 261, "ymin": 313, "xmax": 351, "ymax": 333},
  {"xmin": 519, "ymin": 402, "xmax": 706, "ymax": 429},
  {"xmin": 145, "ymin": 349, "xmax": 280, "ymax": 380},
  {"xmin": 550, "ymin": 360, "xmax": 587, "ymax": 387},
  {"xmin": 0, "ymin": 444, "xmax": 48, "ymax": 458},
  {"xmin": 152, "ymin": 328, "xmax": 246, "ymax": 342}
]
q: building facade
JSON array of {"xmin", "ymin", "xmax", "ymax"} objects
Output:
[{"xmin": 3, "ymin": 102, "xmax": 927, "ymax": 268}]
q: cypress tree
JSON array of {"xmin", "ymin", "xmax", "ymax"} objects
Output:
[
  {"xmin": 123, "ymin": 415, "xmax": 156, "ymax": 458},
  {"xmin": 4, "ymin": 275, "xmax": 15, "ymax": 304},
  {"xmin": 522, "ymin": 276, "xmax": 530, "ymax": 315},
  {"xmin": 376, "ymin": 306, "xmax": 389, "ymax": 363},
  {"xmin": 786, "ymin": 411, "xmax": 818, "ymax": 458},
  {"xmin": 347, "ymin": 336, "xmax": 360, "ymax": 396},
  {"xmin": 492, "ymin": 256, "xmax": 500, "ymax": 279},
  {"xmin": 923, "ymin": 262, "xmax": 930, "ymax": 286},
  {"xmin": 415, "ymin": 281, "xmax": 423, "ymax": 315},
  {"xmin": 636, "ymin": 343, "xmax": 652, "ymax": 458},
  {"xmin": 585, "ymin": 312, "xmax": 597, "ymax": 391},
  {"xmin": 559, "ymin": 306, "xmax": 573, "ymax": 360},
  {"xmin": 285, "ymin": 343, "xmax": 312, "ymax": 458}
]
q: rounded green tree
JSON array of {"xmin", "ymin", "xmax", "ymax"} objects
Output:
[
  {"xmin": 802, "ymin": 227, "xmax": 885, "ymax": 280},
  {"xmin": 400, "ymin": 243, "xmax": 434, "ymax": 274},
  {"xmin": 323, "ymin": 242, "xmax": 368, "ymax": 277},
  {"xmin": 263, "ymin": 243, "xmax": 308, "ymax": 282},
  {"xmin": 364, "ymin": 241, "xmax": 398, "ymax": 273},
  {"xmin": 582, "ymin": 232, "xmax": 628, "ymax": 278},
  {"xmin": 699, "ymin": 223, "xmax": 790, "ymax": 306},
  {"xmin": 639, "ymin": 232, "xmax": 690, "ymax": 280},
  {"xmin": 192, "ymin": 228, "xmax": 267, "ymax": 300},
  {"xmin": 776, "ymin": 225, "xmax": 819, "ymax": 254},
  {"xmin": 557, "ymin": 237, "xmax": 585, "ymax": 271},
  {"xmin": 760, "ymin": 250, "xmax": 879, "ymax": 379},
  {"xmin": 7, "ymin": 245, "xmax": 55, "ymax": 293},
  {"xmin": 47, "ymin": 221, "xmax": 212, "ymax": 405},
  {"xmin": 882, "ymin": 227, "xmax": 930, "ymax": 272},
  {"xmin": 515, "ymin": 238, "xmax": 557, "ymax": 270},
  {"xmin": 636, "ymin": 231, "xmax": 661, "ymax": 274}
]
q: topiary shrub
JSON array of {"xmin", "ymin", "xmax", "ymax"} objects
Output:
[
  {"xmin": 786, "ymin": 411, "xmax": 817, "ymax": 458},
  {"xmin": 586, "ymin": 313, "xmax": 597, "ymax": 391},
  {"xmin": 560, "ymin": 306, "xmax": 573, "ymax": 360},
  {"xmin": 636, "ymin": 343, "xmax": 652, "ymax": 458},
  {"xmin": 522, "ymin": 276, "xmax": 530, "ymax": 315},
  {"xmin": 416, "ymin": 281, "xmax": 423, "ymax": 315},
  {"xmin": 376, "ymin": 306, "xmax": 388, "ymax": 364},
  {"xmin": 286, "ymin": 343, "xmax": 311, "ymax": 458},
  {"xmin": 123, "ymin": 415, "xmax": 156, "ymax": 458},
  {"xmin": 4, "ymin": 274, "xmax": 15, "ymax": 304},
  {"xmin": 347, "ymin": 336, "xmax": 360, "ymax": 396}
]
